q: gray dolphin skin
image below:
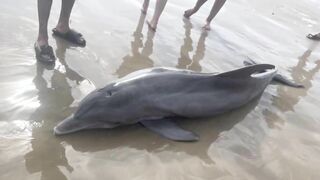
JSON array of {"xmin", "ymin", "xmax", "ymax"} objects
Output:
[{"xmin": 54, "ymin": 61, "xmax": 303, "ymax": 141}]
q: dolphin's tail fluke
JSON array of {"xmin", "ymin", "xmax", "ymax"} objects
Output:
[
  {"xmin": 272, "ymin": 74, "xmax": 304, "ymax": 88},
  {"xmin": 243, "ymin": 59, "xmax": 304, "ymax": 88}
]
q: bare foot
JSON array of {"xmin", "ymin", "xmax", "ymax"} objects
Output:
[
  {"xmin": 147, "ymin": 20, "xmax": 157, "ymax": 32},
  {"xmin": 202, "ymin": 23, "xmax": 211, "ymax": 31},
  {"xmin": 184, "ymin": 9, "xmax": 195, "ymax": 19}
]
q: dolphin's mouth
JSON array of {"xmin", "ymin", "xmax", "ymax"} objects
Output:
[
  {"xmin": 54, "ymin": 126, "xmax": 73, "ymax": 135},
  {"xmin": 54, "ymin": 125, "xmax": 79, "ymax": 135},
  {"xmin": 250, "ymin": 65, "xmax": 276, "ymax": 79},
  {"xmin": 54, "ymin": 116, "xmax": 116, "ymax": 135},
  {"xmin": 54, "ymin": 116, "xmax": 88, "ymax": 135}
]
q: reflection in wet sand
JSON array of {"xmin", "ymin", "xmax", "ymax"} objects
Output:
[
  {"xmin": 24, "ymin": 39, "xmax": 84, "ymax": 179},
  {"xmin": 59, "ymin": 95, "xmax": 261, "ymax": 163},
  {"xmin": 177, "ymin": 19, "xmax": 208, "ymax": 72},
  {"xmin": 116, "ymin": 13, "xmax": 155, "ymax": 78},
  {"xmin": 2, "ymin": 0, "xmax": 320, "ymax": 179},
  {"xmin": 278, "ymin": 43, "xmax": 320, "ymax": 109},
  {"xmin": 264, "ymin": 42, "xmax": 320, "ymax": 129}
]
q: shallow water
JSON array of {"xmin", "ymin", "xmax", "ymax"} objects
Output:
[{"xmin": 1, "ymin": 0, "xmax": 320, "ymax": 179}]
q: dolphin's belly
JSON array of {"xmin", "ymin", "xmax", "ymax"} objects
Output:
[
  {"xmin": 156, "ymin": 93, "xmax": 252, "ymax": 118},
  {"xmin": 140, "ymin": 86, "xmax": 261, "ymax": 119}
]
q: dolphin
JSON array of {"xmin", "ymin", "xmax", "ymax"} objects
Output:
[{"xmin": 54, "ymin": 61, "xmax": 303, "ymax": 141}]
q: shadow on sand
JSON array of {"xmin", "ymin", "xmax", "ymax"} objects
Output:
[
  {"xmin": 115, "ymin": 12, "xmax": 155, "ymax": 78},
  {"xmin": 177, "ymin": 19, "xmax": 208, "ymax": 72},
  {"xmin": 59, "ymin": 95, "xmax": 262, "ymax": 162},
  {"xmin": 24, "ymin": 37, "xmax": 84, "ymax": 180},
  {"xmin": 263, "ymin": 42, "xmax": 320, "ymax": 129}
]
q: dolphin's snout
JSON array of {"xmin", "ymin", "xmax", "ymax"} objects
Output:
[
  {"xmin": 53, "ymin": 126, "xmax": 64, "ymax": 136},
  {"xmin": 53, "ymin": 116, "xmax": 83, "ymax": 136}
]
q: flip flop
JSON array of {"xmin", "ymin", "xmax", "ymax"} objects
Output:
[
  {"xmin": 34, "ymin": 43, "xmax": 56, "ymax": 63},
  {"xmin": 52, "ymin": 28, "xmax": 86, "ymax": 47},
  {"xmin": 307, "ymin": 33, "xmax": 320, "ymax": 40}
]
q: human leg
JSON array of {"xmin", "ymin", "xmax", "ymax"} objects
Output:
[
  {"xmin": 53, "ymin": 0, "xmax": 86, "ymax": 46},
  {"xmin": 147, "ymin": 0, "xmax": 168, "ymax": 31},
  {"xmin": 37, "ymin": 0, "xmax": 53, "ymax": 46},
  {"xmin": 203, "ymin": 0, "xmax": 226, "ymax": 30},
  {"xmin": 35, "ymin": 0, "xmax": 55, "ymax": 63},
  {"xmin": 141, "ymin": 0, "xmax": 150, "ymax": 14},
  {"xmin": 184, "ymin": 0, "xmax": 207, "ymax": 19}
]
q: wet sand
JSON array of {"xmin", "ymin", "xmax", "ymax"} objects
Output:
[{"xmin": 1, "ymin": 0, "xmax": 320, "ymax": 179}]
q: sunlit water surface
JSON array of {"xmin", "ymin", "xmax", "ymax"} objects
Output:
[{"xmin": 1, "ymin": 0, "xmax": 320, "ymax": 179}]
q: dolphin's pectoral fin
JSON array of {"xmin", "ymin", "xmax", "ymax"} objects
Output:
[{"xmin": 140, "ymin": 118, "xmax": 199, "ymax": 142}]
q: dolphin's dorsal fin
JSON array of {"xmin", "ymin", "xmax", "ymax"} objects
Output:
[
  {"xmin": 243, "ymin": 59, "xmax": 257, "ymax": 66},
  {"xmin": 216, "ymin": 64, "xmax": 275, "ymax": 79},
  {"xmin": 140, "ymin": 118, "xmax": 199, "ymax": 142}
]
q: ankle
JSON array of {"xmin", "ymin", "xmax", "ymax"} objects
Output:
[
  {"xmin": 37, "ymin": 36, "xmax": 49, "ymax": 46},
  {"xmin": 55, "ymin": 22, "xmax": 70, "ymax": 33},
  {"xmin": 151, "ymin": 18, "xmax": 159, "ymax": 25},
  {"xmin": 192, "ymin": 8, "xmax": 198, "ymax": 13}
]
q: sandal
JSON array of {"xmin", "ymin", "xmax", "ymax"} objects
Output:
[
  {"xmin": 307, "ymin": 33, "xmax": 320, "ymax": 40},
  {"xmin": 34, "ymin": 43, "xmax": 56, "ymax": 63},
  {"xmin": 52, "ymin": 28, "xmax": 86, "ymax": 47}
]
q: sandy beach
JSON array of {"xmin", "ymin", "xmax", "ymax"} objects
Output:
[{"xmin": 1, "ymin": 0, "xmax": 320, "ymax": 179}]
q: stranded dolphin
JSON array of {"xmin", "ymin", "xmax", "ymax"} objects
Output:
[{"xmin": 54, "ymin": 61, "xmax": 303, "ymax": 141}]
